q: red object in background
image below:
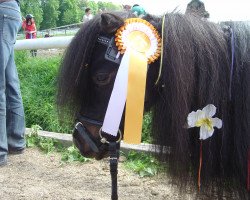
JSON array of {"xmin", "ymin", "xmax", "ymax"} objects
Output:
[
  {"xmin": 22, "ymin": 20, "xmax": 37, "ymax": 39},
  {"xmin": 248, "ymin": 149, "xmax": 250, "ymax": 191}
]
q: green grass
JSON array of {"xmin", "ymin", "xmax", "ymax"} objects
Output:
[
  {"xmin": 26, "ymin": 125, "xmax": 162, "ymax": 173},
  {"xmin": 142, "ymin": 112, "xmax": 153, "ymax": 143},
  {"xmin": 15, "ymin": 51, "xmax": 72, "ymax": 134},
  {"xmin": 124, "ymin": 151, "xmax": 164, "ymax": 177},
  {"xmin": 26, "ymin": 125, "xmax": 90, "ymax": 163}
]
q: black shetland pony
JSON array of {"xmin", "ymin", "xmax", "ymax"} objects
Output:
[{"xmin": 57, "ymin": 12, "xmax": 250, "ymax": 199}]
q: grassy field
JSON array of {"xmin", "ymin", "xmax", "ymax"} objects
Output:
[{"xmin": 15, "ymin": 51, "xmax": 72, "ymax": 134}]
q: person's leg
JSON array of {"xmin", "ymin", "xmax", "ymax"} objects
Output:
[
  {"xmin": 30, "ymin": 50, "xmax": 37, "ymax": 57},
  {"xmin": 0, "ymin": 64, "xmax": 7, "ymax": 164},
  {"xmin": 0, "ymin": 2, "xmax": 24, "ymax": 159},
  {"xmin": 0, "ymin": 3, "xmax": 8, "ymax": 165},
  {"xmin": 6, "ymin": 48, "xmax": 25, "ymax": 152}
]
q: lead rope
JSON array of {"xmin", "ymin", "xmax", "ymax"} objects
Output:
[
  {"xmin": 248, "ymin": 149, "xmax": 250, "ymax": 191},
  {"xmin": 99, "ymin": 128, "xmax": 122, "ymax": 200},
  {"xmin": 109, "ymin": 142, "xmax": 119, "ymax": 200},
  {"xmin": 229, "ymin": 27, "xmax": 235, "ymax": 100}
]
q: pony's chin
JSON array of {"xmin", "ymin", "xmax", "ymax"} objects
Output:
[
  {"xmin": 80, "ymin": 150, "xmax": 109, "ymax": 160},
  {"xmin": 94, "ymin": 152, "xmax": 109, "ymax": 160},
  {"xmin": 73, "ymin": 137, "xmax": 109, "ymax": 160}
]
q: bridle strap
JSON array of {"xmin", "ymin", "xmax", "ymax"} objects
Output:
[
  {"xmin": 74, "ymin": 114, "xmax": 120, "ymax": 199},
  {"xmin": 75, "ymin": 122, "xmax": 101, "ymax": 153},
  {"xmin": 109, "ymin": 142, "xmax": 119, "ymax": 200},
  {"xmin": 77, "ymin": 114, "xmax": 103, "ymax": 126}
]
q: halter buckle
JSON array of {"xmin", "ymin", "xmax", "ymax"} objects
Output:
[{"xmin": 99, "ymin": 127, "xmax": 122, "ymax": 144}]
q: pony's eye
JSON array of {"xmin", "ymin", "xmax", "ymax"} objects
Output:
[
  {"xmin": 92, "ymin": 73, "xmax": 111, "ymax": 86},
  {"xmin": 96, "ymin": 74, "xmax": 108, "ymax": 81}
]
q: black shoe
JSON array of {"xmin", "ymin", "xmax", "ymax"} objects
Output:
[
  {"xmin": 0, "ymin": 156, "xmax": 7, "ymax": 166},
  {"xmin": 8, "ymin": 148, "xmax": 25, "ymax": 155}
]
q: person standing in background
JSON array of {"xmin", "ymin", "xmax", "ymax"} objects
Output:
[
  {"xmin": 22, "ymin": 14, "xmax": 37, "ymax": 56},
  {"xmin": 82, "ymin": 8, "xmax": 93, "ymax": 23},
  {"xmin": 0, "ymin": 0, "xmax": 26, "ymax": 166},
  {"xmin": 22, "ymin": 14, "xmax": 37, "ymax": 39}
]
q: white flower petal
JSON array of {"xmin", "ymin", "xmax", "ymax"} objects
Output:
[
  {"xmin": 202, "ymin": 104, "xmax": 216, "ymax": 117},
  {"xmin": 199, "ymin": 125, "xmax": 214, "ymax": 140},
  {"xmin": 187, "ymin": 111, "xmax": 197, "ymax": 127},
  {"xmin": 196, "ymin": 110, "xmax": 205, "ymax": 120},
  {"xmin": 187, "ymin": 109, "xmax": 205, "ymax": 127},
  {"xmin": 211, "ymin": 118, "xmax": 222, "ymax": 129}
]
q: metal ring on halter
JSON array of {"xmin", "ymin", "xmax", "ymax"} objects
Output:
[
  {"xmin": 75, "ymin": 121, "xmax": 83, "ymax": 129},
  {"xmin": 99, "ymin": 127, "xmax": 122, "ymax": 144}
]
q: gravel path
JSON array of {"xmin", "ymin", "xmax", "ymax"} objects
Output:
[{"xmin": 0, "ymin": 148, "xmax": 195, "ymax": 200}]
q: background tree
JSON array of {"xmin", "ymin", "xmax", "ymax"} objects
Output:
[
  {"xmin": 87, "ymin": 1, "xmax": 99, "ymax": 15},
  {"xmin": 20, "ymin": 0, "xmax": 122, "ymax": 30},
  {"xmin": 58, "ymin": 0, "xmax": 81, "ymax": 26},
  {"xmin": 78, "ymin": 0, "xmax": 88, "ymax": 16},
  {"xmin": 104, "ymin": 2, "xmax": 121, "ymax": 11},
  {"xmin": 97, "ymin": 1, "xmax": 105, "ymax": 11},
  {"xmin": 40, "ymin": 0, "xmax": 60, "ymax": 30}
]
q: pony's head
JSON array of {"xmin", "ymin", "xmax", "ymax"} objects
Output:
[
  {"xmin": 57, "ymin": 12, "xmax": 162, "ymax": 159},
  {"xmin": 57, "ymin": 12, "xmax": 160, "ymax": 159}
]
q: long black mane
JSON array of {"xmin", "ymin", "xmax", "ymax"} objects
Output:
[
  {"xmin": 150, "ymin": 15, "xmax": 249, "ymax": 198},
  {"xmin": 57, "ymin": 12, "xmax": 250, "ymax": 199}
]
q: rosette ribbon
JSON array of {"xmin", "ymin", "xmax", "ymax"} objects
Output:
[{"xmin": 102, "ymin": 18, "xmax": 161, "ymax": 144}]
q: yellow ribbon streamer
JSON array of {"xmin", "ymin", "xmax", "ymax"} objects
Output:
[
  {"xmin": 115, "ymin": 18, "xmax": 161, "ymax": 144},
  {"xmin": 123, "ymin": 50, "xmax": 147, "ymax": 144}
]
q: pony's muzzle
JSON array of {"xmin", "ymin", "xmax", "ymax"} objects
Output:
[
  {"xmin": 73, "ymin": 122, "xmax": 121, "ymax": 160},
  {"xmin": 73, "ymin": 122, "xmax": 109, "ymax": 160}
]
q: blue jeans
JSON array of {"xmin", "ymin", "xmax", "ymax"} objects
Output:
[{"xmin": 0, "ymin": 1, "xmax": 25, "ymax": 161}]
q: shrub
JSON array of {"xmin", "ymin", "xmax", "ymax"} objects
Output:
[{"xmin": 15, "ymin": 53, "xmax": 72, "ymax": 133}]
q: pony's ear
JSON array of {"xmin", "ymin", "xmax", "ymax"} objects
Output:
[{"xmin": 100, "ymin": 13, "xmax": 124, "ymax": 34}]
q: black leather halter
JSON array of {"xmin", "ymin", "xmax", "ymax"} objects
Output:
[
  {"xmin": 73, "ymin": 35, "xmax": 123, "ymax": 200},
  {"xmin": 73, "ymin": 114, "xmax": 121, "ymax": 200}
]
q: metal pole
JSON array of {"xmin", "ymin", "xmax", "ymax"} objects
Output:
[{"xmin": 14, "ymin": 36, "xmax": 74, "ymax": 50}]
